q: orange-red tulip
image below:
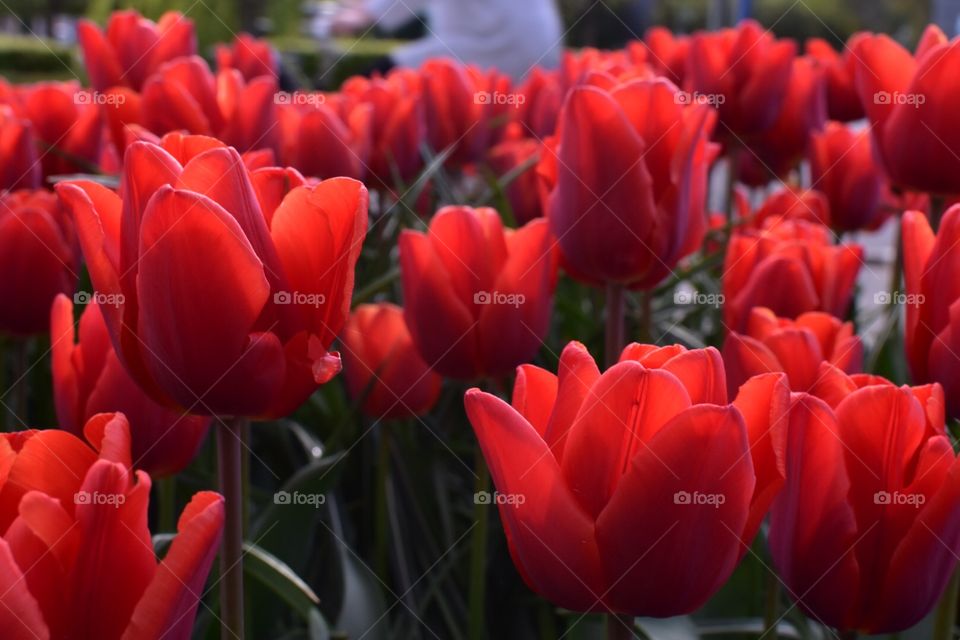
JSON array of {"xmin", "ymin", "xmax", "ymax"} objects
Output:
[
  {"xmin": 0, "ymin": 413, "xmax": 223, "ymax": 640},
  {"xmin": 400, "ymin": 205, "xmax": 556, "ymax": 379},
  {"xmin": 57, "ymin": 133, "xmax": 368, "ymax": 418},
  {"xmin": 770, "ymin": 382, "xmax": 960, "ymax": 633},
  {"xmin": 464, "ymin": 341, "xmax": 790, "ymax": 615},
  {"xmin": 340, "ymin": 303, "xmax": 442, "ymax": 420},
  {"xmin": 51, "ymin": 295, "xmax": 209, "ymax": 476},
  {"xmin": 215, "ymin": 32, "xmax": 278, "ymax": 81},
  {"xmin": 0, "ymin": 190, "xmax": 77, "ymax": 335},
  {"xmin": 723, "ymin": 307, "xmax": 862, "ymax": 398},
  {"xmin": 806, "ymin": 36, "xmax": 866, "ymax": 122},
  {"xmin": 77, "ymin": 10, "xmax": 196, "ymax": 92},
  {"xmin": 539, "ymin": 79, "xmax": 716, "ymax": 288}
]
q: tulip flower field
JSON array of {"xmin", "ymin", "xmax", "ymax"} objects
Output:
[{"xmin": 4, "ymin": 9, "xmax": 960, "ymax": 640}]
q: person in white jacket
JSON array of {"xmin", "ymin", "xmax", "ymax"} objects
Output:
[{"xmin": 332, "ymin": 0, "xmax": 564, "ymax": 79}]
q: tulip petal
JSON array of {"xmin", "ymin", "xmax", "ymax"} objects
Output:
[
  {"xmin": 543, "ymin": 341, "xmax": 600, "ymax": 461},
  {"xmin": 512, "ymin": 365, "xmax": 557, "ymax": 437},
  {"xmin": 0, "ymin": 537, "xmax": 50, "ymax": 639}
]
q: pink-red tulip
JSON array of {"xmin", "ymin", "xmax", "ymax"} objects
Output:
[
  {"xmin": 641, "ymin": 26, "xmax": 689, "ymax": 86},
  {"xmin": 77, "ymin": 10, "xmax": 196, "ymax": 92},
  {"xmin": 400, "ymin": 205, "xmax": 556, "ymax": 379},
  {"xmin": 0, "ymin": 190, "xmax": 77, "ymax": 335},
  {"xmin": 215, "ymin": 32, "xmax": 278, "ymax": 81},
  {"xmin": 340, "ymin": 303, "xmax": 442, "ymax": 419},
  {"xmin": 57, "ymin": 133, "xmax": 368, "ymax": 418},
  {"xmin": 750, "ymin": 187, "xmax": 830, "ymax": 228},
  {"xmin": 806, "ymin": 36, "xmax": 866, "ymax": 122},
  {"xmin": 51, "ymin": 294, "xmax": 210, "ymax": 477},
  {"xmin": 486, "ymin": 138, "xmax": 542, "ymax": 225},
  {"xmin": 539, "ymin": 79, "xmax": 716, "ymax": 288},
  {"xmin": 464, "ymin": 341, "xmax": 790, "ymax": 615},
  {"xmin": 722, "ymin": 307, "xmax": 862, "ymax": 398},
  {"xmin": 0, "ymin": 413, "xmax": 223, "ymax": 640},
  {"xmin": 770, "ymin": 381, "xmax": 960, "ymax": 633}
]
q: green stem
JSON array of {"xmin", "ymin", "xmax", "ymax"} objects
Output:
[
  {"xmin": 888, "ymin": 219, "xmax": 904, "ymax": 307},
  {"xmin": 468, "ymin": 453, "xmax": 491, "ymax": 640},
  {"xmin": 605, "ymin": 282, "xmax": 626, "ymax": 367},
  {"xmin": 763, "ymin": 574, "xmax": 780, "ymax": 640},
  {"xmin": 933, "ymin": 568, "xmax": 959, "ymax": 640},
  {"xmin": 157, "ymin": 476, "xmax": 177, "ymax": 533},
  {"xmin": 217, "ymin": 417, "xmax": 247, "ymax": 640},
  {"xmin": 375, "ymin": 423, "xmax": 391, "ymax": 578},
  {"xmin": 607, "ymin": 613, "xmax": 637, "ymax": 640},
  {"xmin": 725, "ymin": 146, "xmax": 741, "ymax": 222},
  {"xmin": 837, "ymin": 631, "xmax": 858, "ymax": 640}
]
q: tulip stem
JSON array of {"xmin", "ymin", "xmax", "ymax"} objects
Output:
[
  {"xmin": 605, "ymin": 282, "xmax": 626, "ymax": 367},
  {"xmin": 157, "ymin": 476, "xmax": 177, "ymax": 533},
  {"xmin": 217, "ymin": 417, "xmax": 247, "ymax": 640},
  {"xmin": 468, "ymin": 452, "xmax": 490, "ymax": 640},
  {"xmin": 763, "ymin": 574, "xmax": 780, "ymax": 640},
  {"xmin": 375, "ymin": 422, "xmax": 391, "ymax": 578},
  {"xmin": 933, "ymin": 568, "xmax": 960, "ymax": 640},
  {"xmin": 607, "ymin": 613, "xmax": 638, "ymax": 639}
]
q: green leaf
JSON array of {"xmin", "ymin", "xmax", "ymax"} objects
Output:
[{"xmin": 244, "ymin": 542, "xmax": 321, "ymax": 619}]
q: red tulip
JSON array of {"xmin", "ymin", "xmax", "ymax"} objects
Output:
[
  {"xmin": 277, "ymin": 97, "xmax": 370, "ymax": 180},
  {"xmin": 215, "ymin": 32, "xmax": 278, "ymax": 81},
  {"xmin": 486, "ymin": 138, "xmax": 542, "ymax": 225},
  {"xmin": 723, "ymin": 307, "xmax": 862, "ymax": 398},
  {"xmin": 854, "ymin": 25, "xmax": 960, "ymax": 195},
  {"xmin": 0, "ymin": 105, "xmax": 41, "ymax": 190},
  {"xmin": 539, "ymin": 79, "xmax": 717, "ymax": 287},
  {"xmin": 770, "ymin": 382, "xmax": 960, "ymax": 633},
  {"xmin": 420, "ymin": 59, "xmax": 492, "ymax": 166},
  {"xmin": 641, "ymin": 26, "xmax": 689, "ymax": 86},
  {"xmin": 51, "ymin": 294, "xmax": 210, "ymax": 477},
  {"xmin": 400, "ymin": 205, "xmax": 556, "ymax": 379},
  {"xmin": 514, "ymin": 68, "xmax": 562, "ymax": 140},
  {"xmin": 57, "ymin": 133, "xmax": 368, "ymax": 418},
  {"xmin": 464, "ymin": 341, "xmax": 790, "ymax": 615},
  {"xmin": 686, "ymin": 19, "xmax": 796, "ymax": 140},
  {"xmin": 902, "ymin": 204, "xmax": 960, "ymax": 418},
  {"xmin": 723, "ymin": 218, "xmax": 862, "ymax": 332},
  {"xmin": 806, "ymin": 36, "xmax": 866, "ymax": 122},
  {"xmin": 750, "ymin": 187, "xmax": 830, "ymax": 228},
  {"xmin": 809, "ymin": 121, "xmax": 888, "ymax": 231},
  {"xmin": 0, "ymin": 190, "xmax": 77, "ymax": 335},
  {"xmin": 0, "ymin": 413, "xmax": 223, "ymax": 640},
  {"xmin": 340, "ymin": 303, "xmax": 442, "ymax": 419}
]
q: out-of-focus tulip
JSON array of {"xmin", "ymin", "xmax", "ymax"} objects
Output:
[
  {"xmin": 464, "ymin": 341, "xmax": 790, "ymax": 615},
  {"xmin": 806, "ymin": 36, "xmax": 866, "ymax": 122},
  {"xmin": 0, "ymin": 413, "xmax": 224, "ymax": 640},
  {"xmin": 686, "ymin": 19, "xmax": 796, "ymax": 140},
  {"xmin": 0, "ymin": 105, "xmax": 40, "ymax": 190},
  {"xmin": 486, "ymin": 138, "xmax": 542, "ymax": 225},
  {"xmin": 723, "ymin": 218, "xmax": 863, "ymax": 332},
  {"xmin": 51, "ymin": 295, "xmax": 210, "ymax": 477},
  {"xmin": 770, "ymin": 382, "xmax": 960, "ymax": 634},
  {"xmin": 215, "ymin": 32, "xmax": 278, "ymax": 81},
  {"xmin": 57, "ymin": 133, "xmax": 368, "ymax": 418},
  {"xmin": 723, "ymin": 307, "xmax": 862, "ymax": 397},
  {"xmin": 854, "ymin": 25, "xmax": 960, "ymax": 195},
  {"xmin": 77, "ymin": 10, "xmax": 196, "ymax": 92},
  {"xmin": 809, "ymin": 121, "xmax": 888, "ymax": 232},
  {"xmin": 277, "ymin": 97, "xmax": 370, "ymax": 180},
  {"xmin": 539, "ymin": 79, "xmax": 717, "ymax": 288},
  {"xmin": 400, "ymin": 205, "xmax": 556, "ymax": 379},
  {"xmin": 515, "ymin": 68, "xmax": 562, "ymax": 140},
  {"xmin": 420, "ymin": 59, "xmax": 492, "ymax": 166},
  {"xmin": 340, "ymin": 303, "xmax": 442, "ymax": 419},
  {"xmin": 140, "ymin": 57, "xmax": 279, "ymax": 154},
  {"xmin": 642, "ymin": 26, "xmax": 689, "ymax": 86},
  {"xmin": 0, "ymin": 190, "xmax": 76, "ymax": 335},
  {"xmin": 750, "ymin": 187, "xmax": 830, "ymax": 227},
  {"xmin": 902, "ymin": 205, "xmax": 960, "ymax": 418}
]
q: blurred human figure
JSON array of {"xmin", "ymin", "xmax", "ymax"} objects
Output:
[{"xmin": 332, "ymin": 0, "xmax": 563, "ymax": 79}]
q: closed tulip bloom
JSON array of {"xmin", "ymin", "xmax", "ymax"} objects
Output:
[
  {"xmin": 277, "ymin": 98, "xmax": 370, "ymax": 181},
  {"xmin": 810, "ymin": 121, "xmax": 887, "ymax": 231},
  {"xmin": 723, "ymin": 307, "xmax": 862, "ymax": 398},
  {"xmin": 854, "ymin": 25, "xmax": 960, "ymax": 195},
  {"xmin": 539, "ymin": 79, "xmax": 716, "ymax": 288},
  {"xmin": 769, "ymin": 382, "xmax": 960, "ymax": 634},
  {"xmin": 806, "ymin": 36, "xmax": 866, "ymax": 122},
  {"xmin": 642, "ymin": 26, "xmax": 689, "ymax": 86},
  {"xmin": 0, "ymin": 413, "xmax": 224, "ymax": 640},
  {"xmin": 723, "ymin": 218, "xmax": 863, "ymax": 332},
  {"xmin": 215, "ymin": 32, "xmax": 278, "ymax": 81},
  {"xmin": 486, "ymin": 138, "xmax": 542, "ymax": 225},
  {"xmin": 750, "ymin": 187, "xmax": 831, "ymax": 228},
  {"xmin": 56, "ymin": 133, "xmax": 368, "ymax": 418},
  {"xmin": 902, "ymin": 205, "xmax": 960, "ymax": 418},
  {"xmin": 400, "ymin": 206, "xmax": 557, "ymax": 380},
  {"xmin": 515, "ymin": 68, "xmax": 562, "ymax": 140},
  {"xmin": 340, "ymin": 303, "xmax": 442, "ymax": 420},
  {"xmin": 420, "ymin": 59, "xmax": 492, "ymax": 166},
  {"xmin": 51, "ymin": 295, "xmax": 210, "ymax": 477},
  {"xmin": 77, "ymin": 10, "xmax": 196, "ymax": 92},
  {"xmin": 464, "ymin": 341, "xmax": 790, "ymax": 615},
  {"xmin": 0, "ymin": 106, "xmax": 41, "ymax": 190},
  {"xmin": 0, "ymin": 190, "xmax": 77, "ymax": 335}
]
